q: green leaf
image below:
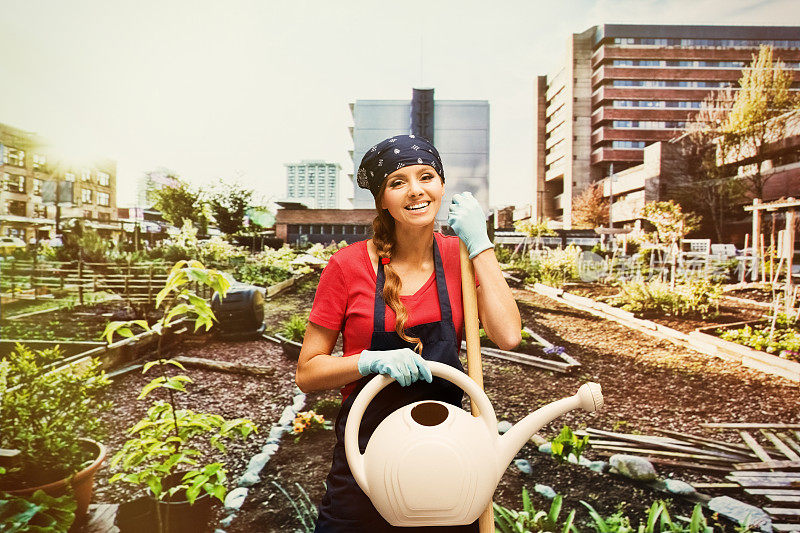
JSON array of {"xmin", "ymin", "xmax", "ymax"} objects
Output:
[{"xmin": 138, "ymin": 376, "xmax": 167, "ymax": 399}]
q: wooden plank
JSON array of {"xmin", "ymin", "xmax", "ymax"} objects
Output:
[
  {"xmin": 701, "ymin": 423, "xmax": 800, "ymax": 429},
  {"xmin": 653, "ymin": 428, "xmax": 757, "ymax": 455},
  {"xmin": 736, "ymin": 460, "xmax": 800, "ymax": 471},
  {"xmin": 84, "ymin": 503, "xmax": 119, "ymax": 533},
  {"xmin": 730, "ymin": 471, "xmax": 800, "ymax": 477},
  {"xmin": 764, "ymin": 508, "xmax": 800, "ymax": 517},
  {"xmin": 692, "ymin": 482, "xmax": 740, "ymax": 490},
  {"xmin": 586, "ymin": 428, "xmax": 745, "ymax": 461},
  {"xmin": 766, "ymin": 495, "xmax": 800, "ymax": 502},
  {"xmin": 740, "ymin": 431, "xmax": 774, "ymax": 462},
  {"xmin": 778, "ymin": 432, "xmax": 800, "ymax": 455},
  {"xmin": 746, "ymin": 489, "xmax": 800, "ymax": 495},
  {"xmin": 775, "ymin": 524, "xmax": 800, "ymax": 532},
  {"xmin": 727, "ymin": 475, "xmax": 800, "ymax": 487},
  {"xmin": 593, "ymin": 452, "xmax": 731, "ymax": 472},
  {"xmin": 763, "ymin": 430, "xmax": 800, "ymax": 461},
  {"xmin": 592, "ymin": 444, "xmax": 735, "ymax": 462}
]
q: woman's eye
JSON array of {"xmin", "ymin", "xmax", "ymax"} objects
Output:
[
  {"xmin": 390, "ymin": 180, "xmax": 403, "ymax": 187},
  {"xmin": 421, "ymin": 174, "xmax": 432, "ymax": 181}
]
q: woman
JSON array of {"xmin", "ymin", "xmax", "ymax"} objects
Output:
[{"xmin": 295, "ymin": 134, "xmax": 521, "ymax": 532}]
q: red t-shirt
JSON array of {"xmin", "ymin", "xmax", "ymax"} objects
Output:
[{"xmin": 309, "ymin": 233, "xmax": 468, "ymax": 399}]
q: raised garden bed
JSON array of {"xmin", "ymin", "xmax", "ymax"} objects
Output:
[{"xmin": 689, "ymin": 320, "xmax": 800, "ymax": 382}]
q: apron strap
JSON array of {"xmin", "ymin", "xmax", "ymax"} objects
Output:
[{"xmin": 373, "ymin": 235, "xmax": 453, "ymax": 333}]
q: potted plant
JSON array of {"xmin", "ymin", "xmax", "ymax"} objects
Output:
[
  {"xmin": 103, "ymin": 260, "xmax": 257, "ymax": 533},
  {"xmin": 275, "ymin": 312, "xmax": 308, "ymax": 359},
  {"xmin": 0, "ymin": 486, "xmax": 77, "ymax": 532},
  {"xmin": 0, "ymin": 343, "xmax": 111, "ymax": 525}
]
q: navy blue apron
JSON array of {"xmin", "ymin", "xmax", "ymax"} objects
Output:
[{"xmin": 314, "ymin": 238, "xmax": 479, "ymax": 532}]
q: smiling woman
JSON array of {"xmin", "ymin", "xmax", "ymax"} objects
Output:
[{"xmin": 294, "ymin": 134, "xmax": 521, "ymax": 531}]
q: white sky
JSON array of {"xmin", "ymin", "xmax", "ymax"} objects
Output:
[{"xmin": 1, "ymin": 0, "xmax": 799, "ymax": 209}]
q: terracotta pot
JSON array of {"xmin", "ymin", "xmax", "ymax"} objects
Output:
[{"xmin": 5, "ymin": 438, "xmax": 107, "ymax": 521}]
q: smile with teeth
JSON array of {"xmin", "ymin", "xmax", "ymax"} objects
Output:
[{"xmin": 405, "ymin": 201, "xmax": 431, "ymax": 211}]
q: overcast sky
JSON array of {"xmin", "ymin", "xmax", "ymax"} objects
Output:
[{"xmin": 1, "ymin": 0, "xmax": 799, "ymax": 209}]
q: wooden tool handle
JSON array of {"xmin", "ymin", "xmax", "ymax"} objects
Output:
[{"xmin": 459, "ymin": 240, "xmax": 494, "ymax": 532}]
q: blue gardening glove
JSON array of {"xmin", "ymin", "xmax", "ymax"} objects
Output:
[
  {"xmin": 357, "ymin": 348, "xmax": 433, "ymax": 387},
  {"xmin": 448, "ymin": 191, "xmax": 493, "ymax": 259}
]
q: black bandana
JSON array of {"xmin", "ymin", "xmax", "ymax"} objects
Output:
[{"xmin": 357, "ymin": 134, "xmax": 444, "ymax": 197}]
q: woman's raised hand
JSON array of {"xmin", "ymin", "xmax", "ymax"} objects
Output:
[
  {"xmin": 357, "ymin": 348, "xmax": 433, "ymax": 387},
  {"xmin": 447, "ymin": 191, "xmax": 493, "ymax": 259}
]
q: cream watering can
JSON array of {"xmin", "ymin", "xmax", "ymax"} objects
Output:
[{"xmin": 345, "ymin": 360, "xmax": 603, "ymax": 527}]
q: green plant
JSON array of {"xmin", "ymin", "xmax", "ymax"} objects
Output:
[
  {"xmin": 281, "ymin": 313, "xmax": 309, "ymax": 342},
  {"xmin": 526, "ymin": 246, "xmax": 581, "ymax": 288},
  {"xmin": 0, "ymin": 344, "xmax": 111, "ymax": 489},
  {"xmin": 550, "ymin": 425, "xmax": 590, "ymax": 464},
  {"xmin": 581, "ymin": 499, "xmax": 712, "ymax": 533},
  {"xmin": 102, "ymin": 261, "xmax": 257, "ymax": 533},
  {"xmin": 479, "ymin": 328, "xmax": 532, "ymax": 350},
  {"xmin": 493, "ymin": 488, "xmax": 577, "ymax": 533},
  {"xmin": 0, "ymin": 489, "xmax": 77, "ymax": 532},
  {"xmin": 311, "ymin": 397, "xmax": 342, "ymax": 419},
  {"xmin": 271, "ymin": 481, "xmax": 318, "ymax": 532}
]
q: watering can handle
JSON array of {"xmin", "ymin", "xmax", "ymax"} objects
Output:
[{"xmin": 344, "ymin": 360, "xmax": 499, "ymax": 494}]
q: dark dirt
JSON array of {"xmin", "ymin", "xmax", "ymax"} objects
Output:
[{"xmin": 90, "ymin": 276, "xmax": 800, "ymax": 532}]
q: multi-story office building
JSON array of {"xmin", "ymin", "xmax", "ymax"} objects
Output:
[
  {"xmin": 349, "ymin": 88, "xmax": 489, "ymax": 223},
  {"xmin": 285, "ymin": 160, "xmax": 341, "ymax": 209},
  {"xmin": 0, "ymin": 122, "xmax": 117, "ymax": 241},
  {"xmin": 535, "ymin": 24, "xmax": 800, "ymax": 227}
]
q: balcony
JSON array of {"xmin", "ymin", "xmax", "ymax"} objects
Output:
[
  {"xmin": 590, "ymin": 148, "xmax": 645, "ymax": 166},
  {"xmin": 591, "ymin": 127, "xmax": 677, "ymax": 146},
  {"xmin": 591, "ymin": 86, "xmax": 724, "ymax": 107},
  {"xmin": 591, "ymin": 107, "xmax": 696, "ymax": 126},
  {"xmin": 592, "ymin": 45, "xmax": 800, "ymax": 69}
]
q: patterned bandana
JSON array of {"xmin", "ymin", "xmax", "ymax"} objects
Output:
[{"xmin": 357, "ymin": 134, "xmax": 445, "ymax": 197}]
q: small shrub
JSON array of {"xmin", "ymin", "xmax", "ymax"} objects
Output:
[
  {"xmin": 550, "ymin": 425, "xmax": 590, "ymax": 464},
  {"xmin": 524, "ymin": 246, "xmax": 581, "ymax": 287},
  {"xmin": 614, "ymin": 278, "xmax": 721, "ymax": 318},
  {"xmin": 0, "ymin": 489, "xmax": 77, "ymax": 532},
  {"xmin": 311, "ymin": 398, "xmax": 342, "ymax": 419},
  {"xmin": 281, "ymin": 313, "xmax": 309, "ymax": 342}
]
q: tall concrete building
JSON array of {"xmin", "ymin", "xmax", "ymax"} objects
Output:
[
  {"xmin": 535, "ymin": 24, "xmax": 800, "ymax": 227},
  {"xmin": 0, "ymin": 121, "xmax": 117, "ymax": 241},
  {"xmin": 349, "ymin": 88, "xmax": 489, "ymax": 223},
  {"xmin": 285, "ymin": 160, "xmax": 341, "ymax": 209}
]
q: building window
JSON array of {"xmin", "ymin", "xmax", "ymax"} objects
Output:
[
  {"xmin": 612, "ymin": 141, "xmax": 647, "ymax": 149},
  {"xmin": 32, "ymin": 154, "xmax": 47, "ymax": 170},
  {"xmin": 33, "ymin": 204, "xmax": 47, "ymax": 218},
  {"xmin": 65, "ymin": 172, "xmax": 76, "ymax": 182},
  {"xmin": 81, "ymin": 170, "xmax": 91, "ymax": 182},
  {"xmin": 97, "ymin": 171, "xmax": 110, "ymax": 186},
  {"xmin": 82, "ymin": 188, "xmax": 92, "ymax": 203},
  {"xmin": 5, "ymin": 200, "xmax": 26, "ymax": 217},
  {"xmin": 32, "ymin": 178, "xmax": 42, "ymax": 195},
  {"xmin": 3, "ymin": 173, "xmax": 25, "ymax": 193},
  {"xmin": 3, "ymin": 148, "xmax": 25, "ymax": 167},
  {"xmin": 84, "ymin": 210, "xmax": 93, "ymax": 219},
  {"xmin": 97, "ymin": 192, "xmax": 110, "ymax": 206},
  {"xmin": 98, "ymin": 212, "xmax": 111, "ymax": 221}
]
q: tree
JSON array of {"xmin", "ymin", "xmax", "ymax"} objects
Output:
[
  {"xmin": 667, "ymin": 89, "xmax": 746, "ymax": 242},
  {"xmin": 722, "ymin": 45, "xmax": 800, "ymax": 199},
  {"xmin": 205, "ymin": 180, "xmax": 254, "ymax": 235},
  {"xmin": 640, "ymin": 200, "xmax": 702, "ymax": 287},
  {"xmin": 149, "ymin": 175, "xmax": 208, "ymax": 233},
  {"xmin": 571, "ymin": 183, "xmax": 609, "ymax": 229}
]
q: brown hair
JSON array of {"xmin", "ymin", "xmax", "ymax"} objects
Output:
[{"xmin": 371, "ymin": 182, "xmax": 423, "ymax": 352}]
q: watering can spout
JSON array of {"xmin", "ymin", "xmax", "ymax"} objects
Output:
[{"xmin": 496, "ymin": 383, "xmax": 603, "ymax": 478}]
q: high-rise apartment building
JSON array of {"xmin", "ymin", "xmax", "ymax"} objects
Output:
[
  {"xmin": 535, "ymin": 24, "xmax": 800, "ymax": 227},
  {"xmin": 285, "ymin": 160, "xmax": 341, "ymax": 209},
  {"xmin": 349, "ymin": 88, "xmax": 489, "ymax": 223},
  {"xmin": 0, "ymin": 121, "xmax": 117, "ymax": 241}
]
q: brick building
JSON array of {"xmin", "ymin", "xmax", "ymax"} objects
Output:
[
  {"xmin": 534, "ymin": 24, "xmax": 800, "ymax": 227},
  {"xmin": 275, "ymin": 204, "xmax": 376, "ymax": 245},
  {"xmin": 0, "ymin": 121, "xmax": 118, "ymax": 242}
]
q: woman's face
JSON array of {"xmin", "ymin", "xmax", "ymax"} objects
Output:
[{"xmin": 380, "ymin": 164, "xmax": 444, "ymax": 228}]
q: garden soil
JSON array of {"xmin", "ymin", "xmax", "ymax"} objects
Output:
[{"xmin": 93, "ymin": 275, "xmax": 800, "ymax": 532}]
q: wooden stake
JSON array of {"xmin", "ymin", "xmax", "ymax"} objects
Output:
[{"xmin": 459, "ymin": 240, "xmax": 493, "ymax": 533}]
